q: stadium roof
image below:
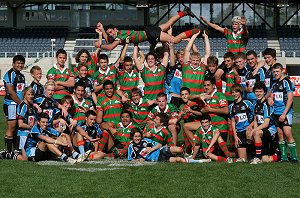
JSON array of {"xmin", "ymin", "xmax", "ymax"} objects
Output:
[{"xmin": 4, "ymin": 0, "xmax": 299, "ymax": 8}]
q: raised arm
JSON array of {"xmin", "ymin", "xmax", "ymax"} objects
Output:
[
  {"xmin": 200, "ymin": 16, "xmax": 225, "ymax": 33},
  {"xmin": 133, "ymin": 44, "xmax": 143, "ymax": 71},
  {"xmin": 202, "ymin": 31, "xmax": 211, "ymax": 65},
  {"xmin": 240, "ymin": 16, "xmax": 248, "ymax": 39},
  {"xmin": 183, "ymin": 32, "xmax": 200, "ymax": 62},
  {"xmin": 161, "ymin": 43, "xmax": 169, "ymax": 67},
  {"xmin": 116, "ymin": 37, "xmax": 130, "ymax": 68},
  {"xmin": 96, "ymin": 22, "xmax": 109, "ymax": 43}
]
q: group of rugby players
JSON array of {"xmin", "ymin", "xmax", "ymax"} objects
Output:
[{"xmin": 0, "ymin": 9, "xmax": 297, "ymax": 164}]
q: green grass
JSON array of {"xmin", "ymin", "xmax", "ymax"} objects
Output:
[{"xmin": 1, "ymin": 97, "xmax": 300, "ymax": 197}]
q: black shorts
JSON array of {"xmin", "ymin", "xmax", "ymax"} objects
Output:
[
  {"xmin": 158, "ymin": 146, "xmax": 174, "ymax": 162},
  {"xmin": 144, "ymin": 26, "xmax": 162, "ymax": 44},
  {"xmin": 220, "ymin": 132, "xmax": 228, "ymax": 143},
  {"xmin": 3, "ymin": 104, "xmax": 17, "ymax": 120},
  {"xmin": 273, "ymin": 114, "xmax": 292, "ymax": 127},
  {"xmin": 237, "ymin": 131, "xmax": 247, "ymax": 148},
  {"xmin": 261, "ymin": 129, "xmax": 272, "ymax": 155},
  {"xmin": 28, "ymin": 148, "xmax": 53, "ymax": 162}
]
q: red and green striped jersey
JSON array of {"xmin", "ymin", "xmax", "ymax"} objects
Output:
[
  {"xmin": 179, "ymin": 101, "xmax": 201, "ymax": 123},
  {"xmin": 193, "ymin": 125, "xmax": 218, "ymax": 153},
  {"xmin": 93, "ymin": 64, "xmax": 117, "ymax": 87},
  {"xmin": 182, "ymin": 62, "xmax": 205, "ymax": 94},
  {"xmin": 148, "ymin": 103, "xmax": 179, "ymax": 122},
  {"xmin": 118, "ymin": 68, "xmax": 139, "ymax": 95},
  {"xmin": 46, "ymin": 66, "xmax": 74, "ymax": 100},
  {"xmin": 225, "ymin": 69, "xmax": 237, "ymax": 102},
  {"xmin": 96, "ymin": 94, "xmax": 122, "ymax": 126},
  {"xmin": 71, "ymin": 61, "xmax": 97, "ymax": 78},
  {"xmin": 128, "ymin": 98, "xmax": 150, "ymax": 129},
  {"xmin": 115, "ymin": 122, "xmax": 139, "ymax": 146},
  {"xmin": 224, "ymin": 28, "xmax": 248, "ymax": 53},
  {"xmin": 116, "ymin": 30, "xmax": 147, "ymax": 44},
  {"xmin": 205, "ymin": 91, "xmax": 228, "ymax": 134},
  {"xmin": 144, "ymin": 124, "xmax": 173, "ymax": 146},
  {"xmin": 141, "ymin": 64, "xmax": 165, "ymax": 100},
  {"xmin": 70, "ymin": 96, "xmax": 93, "ymax": 122}
]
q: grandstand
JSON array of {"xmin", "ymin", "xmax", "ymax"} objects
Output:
[{"xmin": 0, "ymin": 1, "xmax": 299, "ymax": 80}]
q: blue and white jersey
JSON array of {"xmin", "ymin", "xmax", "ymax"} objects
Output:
[
  {"xmin": 245, "ymin": 67, "xmax": 265, "ymax": 103},
  {"xmin": 128, "ymin": 138, "xmax": 160, "ymax": 162},
  {"xmin": 30, "ymin": 81, "xmax": 44, "ymax": 98},
  {"xmin": 17, "ymin": 101, "xmax": 37, "ymax": 137},
  {"xmin": 264, "ymin": 67, "xmax": 276, "ymax": 92},
  {"xmin": 72, "ymin": 76, "xmax": 95, "ymax": 97},
  {"xmin": 237, "ymin": 64, "xmax": 250, "ymax": 94},
  {"xmin": 254, "ymin": 100, "xmax": 276, "ymax": 135},
  {"xmin": 165, "ymin": 63, "xmax": 182, "ymax": 101},
  {"xmin": 229, "ymin": 100, "xmax": 254, "ymax": 132},
  {"xmin": 3, "ymin": 68, "xmax": 26, "ymax": 105},
  {"xmin": 34, "ymin": 95, "xmax": 58, "ymax": 124},
  {"xmin": 77, "ymin": 121, "xmax": 102, "ymax": 139},
  {"xmin": 271, "ymin": 77, "xmax": 295, "ymax": 115},
  {"xmin": 24, "ymin": 124, "xmax": 61, "ymax": 157}
]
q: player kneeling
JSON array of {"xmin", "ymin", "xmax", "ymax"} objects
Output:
[{"xmin": 192, "ymin": 114, "xmax": 235, "ymax": 163}]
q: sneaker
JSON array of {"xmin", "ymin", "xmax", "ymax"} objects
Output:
[
  {"xmin": 250, "ymin": 157, "xmax": 262, "ymax": 165},
  {"xmin": 290, "ymin": 159, "xmax": 299, "ymax": 164},
  {"xmin": 236, "ymin": 158, "xmax": 247, "ymax": 163},
  {"xmin": 66, "ymin": 157, "xmax": 77, "ymax": 165},
  {"xmin": 76, "ymin": 150, "xmax": 92, "ymax": 163},
  {"xmin": 226, "ymin": 157, "xmax": 233, "ymax": 164},
  {"xmin": 183, "ymin": 7, "xmax": 195, "ymax": 18},
  {"xmin": 0, "ymin": 150, "xmax": 7, "ymax": 159}
]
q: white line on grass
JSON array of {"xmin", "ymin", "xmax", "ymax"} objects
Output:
[{"xmin": 64, "ymin": 167, "xmax": 126, "ymax": 172}]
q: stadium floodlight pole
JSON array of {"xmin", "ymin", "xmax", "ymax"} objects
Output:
[{"xmin": 51, "ymin": 39, "xmax": 56, "ymax": 66}]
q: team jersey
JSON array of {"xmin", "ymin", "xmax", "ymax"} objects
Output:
[
  {"xmin": 144, "ymin": 125, "xmax": 173, "ymax": 146},
  {"xmin": 93, "ymin": 64, "xmax": 118, "ymax": 96},
  {"xmin": 140, "ymin": 64, "xmax": 165, "ymax": 100},
  {"xmin": 237, "ymin": 65, "xmax": 250, "ymax": 93},
  {"xmin": 96, "ymin": 94, "xmax": 122, "ymax": 126},
  {"xmin": 205, "ymin": 70, "xmax": 215, "ymax": 81},
  {"xmin": 128, "ymin": 138, "xmax": 161, "ymax": 161},
  {"xmin": 264, "ymin": 66, "xmax": 276, "ymax": 91},
  {"xmin": 165, "ymin": 64, "xmax": 182, "ymax": 96},
  {"xmin": 70, "ymin": 95, "xmax": 94, "ymax": 122},
  {"xmin": 229, "ymin": 99, "xmax": 254, "ymax": 132},
  {"xmin": 179, "ymin": 101, "xmax": 201, "ymax": 123},
  {"xmin": 17, "ymin": 101, "xmax": 37, "ymax": 137},
  {"xmin": 34, "ymin": 95, "xmax": 58, "ymax": 125},
  {"xmin": 77, "ymin": 120, "xmax": 102, "ymax": 138},
  {"xmin": 46, "ymin": 65, "xmax": 74, "ymax": 100},
  {"xmin": 128, "ymin": 98, "xmax": 150, "ymax": 129},
  {"xmin": 254, "ymin": 99, "xmax": 276, "ymax": 135},
  {"xmin": 182, "ymin": 62, "xmax": 205, "ymax": 94},
  {"xmin": 245, "ymin": 67, "xmax": 265, "ymax": 103},
  {"xmin": 118, "ymin": 67, "xmax": 139, "ymax": 95},
  {"xmin": 24, "ymin": 124, "xmax": 61, "ymax": 157},
  {"xmin": 3, "ymin": 68, "xmax": 26, "ymax": 105},
  {"xmin": 115, "ymin": 30, "xmax": 147, "ymax": 44},
  {"xmin": 225, "ymin": 69, "xmax": 238, "ymax": 102},
  {"xmin": 224, "ymin": 28, "xmax": 248, "ymax": 53},
  {"xmin": 193, "ymin": 125, "xmax": 219, "ymax": 154},
  {"xmin": 205, "ymin": 90, "xmax": 228, "ymax": 134},
  {"xmin": 74, "ymin": 76, "xmax": 95, "ymax": 98},
  {"xmin": 271, "ymin": 77, "xmax": 295, "ymax": 115},
  {"xmin": 115, "ymin": 122, "xmax": 138, "ymax": 146},
  {"xmin": 30, "ymin": 81, "xmax": 44, "ymax": 98},
  {"xmin": 148, "ymin": 103, "xmax": 179, "ymax": 122}
]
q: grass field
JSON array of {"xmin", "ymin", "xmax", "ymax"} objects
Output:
[{"xmin": 1, "ymin": 97, "xmax": 300, "ymax": 197}]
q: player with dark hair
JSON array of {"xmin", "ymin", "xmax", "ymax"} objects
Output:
[
  {"xmin": 96, "ymin": 7, "xmax": 200, "ymax": 51},
  {"xmin": 269, "ymin": 63, "xmax": 298, "ymax": 163},
  {"xmin": 3, "ymin": 55, "xmax": 26, "ymax": 152},
  {"xmin": 229, "ymin": 84, "xmax": 254, "ymax": 162},
  {"xmin": 262, "ymin": 48, "xmax": 277, "ymax": 92}
]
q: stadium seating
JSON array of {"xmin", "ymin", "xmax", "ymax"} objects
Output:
[
  {"xmin": 0, "ymin": 27, "xmax": 67, "ymax": 54},
  {"xmin": 278, "ymin": 25, "xmax": 300, "ymax": 57}
]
